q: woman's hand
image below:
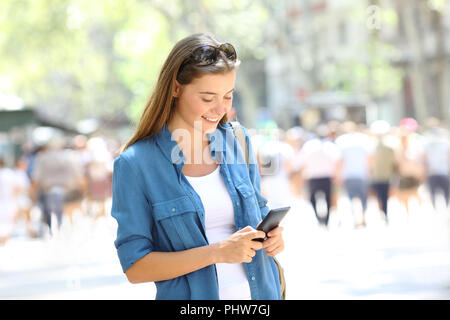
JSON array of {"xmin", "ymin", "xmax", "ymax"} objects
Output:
[
  {"xmin": 213, "ymin": 226, "xmax": 265, "ymax": 264},
  {"xmin": 262, "ymin": 226, "xmax": 284, "ymax": 257}
]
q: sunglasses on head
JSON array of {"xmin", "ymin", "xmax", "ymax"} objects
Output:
[{"xmin": 179, "ymin": 43, "xmax": 237, "ymax": 72}]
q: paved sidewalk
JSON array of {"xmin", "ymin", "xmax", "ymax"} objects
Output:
[
  {"xmin": 279, "ymin": 197, "xmax": 450, "ymax": 299},
  {"xmin": 0, "ymin": 213, "xmax": 156, "ymax": 300}
]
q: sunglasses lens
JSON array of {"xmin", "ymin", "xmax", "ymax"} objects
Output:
[
  {"xmin": 185, "ymin": 43, "xmax": 236, "ymax": 70},
  {"xmin": 219, "ymin": 43, "xmax": 237, "ymax": 61},
  {"xmin": 192, "ymin": 46, "xmax": 217, "ymax": 65}
]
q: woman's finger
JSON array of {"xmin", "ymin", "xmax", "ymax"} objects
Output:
[
  {"xmin": 264, "ymin": 236, "xmax": 284, "ymax": 254},
  {"xmin": 262, "ymin": 231, "xmax": 283, "ymax": 248},
  {"xmin": 266, "ymin": 244, "xmax": 284, "ymax": 256},
  {"xmin": 267, "ymin": 226, "xmax": 284, "ymax": 237},
  {"xmin": 264, "ymin": 241, "xmax": 282, "ymax": 253},
  {"xmin": 261, "ymin": 236, "xmax": 277, "ymax": 248}
]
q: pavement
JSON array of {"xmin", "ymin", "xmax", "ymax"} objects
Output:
[
  {"xmin": 1, "ymin": 193, "xmax": 449, "ymax": 300},
  {"xmin": 279, "ymin": 195, "xmax": 450, "ymax": 299}
]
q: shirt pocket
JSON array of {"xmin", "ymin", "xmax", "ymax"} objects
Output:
[
  {"xmin": 152, "ymin": 196, "xmax": 201, "ymax": 251},
  {"xmin": 235, "ymin": 181, "xmax": 262, "ymax": 225}
]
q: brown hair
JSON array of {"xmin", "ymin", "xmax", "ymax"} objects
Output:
[{"xmin": 122, "ymin": 33, "xmax": 240, "ymax": 152}]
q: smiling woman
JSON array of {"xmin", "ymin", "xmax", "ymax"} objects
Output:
[{"xmin": 111, "ymin": 33, "xmax": 284, "ymax": 300}]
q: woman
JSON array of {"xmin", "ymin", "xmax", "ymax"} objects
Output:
[
  {"xmin": 111, "ymin": 33, "xmax": 284, "ymax": 300},
  {"xmin": 395, "ymin": 132, "xmax": 425, "ymax": 216}
]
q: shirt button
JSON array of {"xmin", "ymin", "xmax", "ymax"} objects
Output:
[
  {"xmin": 171, "ymin": 208, "xmax": 176, "ymax": 212},
  {"xmin": 236, "ymin": 202, "xmax": 240, "ymax": 206},
  {"xmin": 251, "ymin": 276, "xmax": 256, "ymax": 281}
]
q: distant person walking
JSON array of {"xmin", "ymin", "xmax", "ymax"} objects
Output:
[
  {"xmin": 13, "ymin": 156, "xmax": 35, "ymax": 237},
  {"xmin": 395, "ymin": 119, "xmax": 425, "ymax": 217},
  {"xmin": 85, "ymin": 137, "xmax": 113, "ymax": 219},
  {"xmin": 369, "ymin": 121, "xmax": 396, "ymax": 223},
  {"xmin": 32, "ymin": 135, "xmax": 84, "ymax": 235},
  {"xmin": 294, "ymin": 125, "xmax": 341, "ymax": 228},
  {"xmin": 423, "ymin": 124, "xmax": 449, "ymax": 210},
  {"xmin": 335, "ymin": 122, "xmax": 372, "ymax": 227}
]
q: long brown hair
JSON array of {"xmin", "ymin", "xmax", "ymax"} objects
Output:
[{"xmin": 122, "ymin": 33, "xmax": 240, "ymax": 152}]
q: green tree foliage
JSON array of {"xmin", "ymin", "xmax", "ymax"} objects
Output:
[
  {"xmin": 0, "ymin": 0, "xmax": 270, "ymax": 127},
  {"xmin": 0, "ymin": 0, "xmax": 138, "ymax": 124}
]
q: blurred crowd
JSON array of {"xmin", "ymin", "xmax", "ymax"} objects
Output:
[
  {"xmin": 0, "ymin": 134, "xmax": 117, "ymax": 245},
  {"xmin": 254, "ymin": 117, "xmax": 449, "ymax": 229},
  {"xmin": 0, "ymin": 117, "xmax": 448, "ymax": 246}
]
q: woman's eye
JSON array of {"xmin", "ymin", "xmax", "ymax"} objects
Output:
[
  {"xmin": 202, "ymin": 98, "xmax": 213, "ymax": 103},
  {"xmin": 224, "ymin": 96, "xmax": 232, "ymax": 100}
]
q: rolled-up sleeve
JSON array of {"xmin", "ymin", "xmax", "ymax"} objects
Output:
[{"xmin": 111, "ymin": 156, "xmax": 154, "ymax": 273}]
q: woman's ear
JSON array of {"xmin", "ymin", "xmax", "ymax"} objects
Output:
[{"xmin": 173, "ymin": 80, "xmax": 182, "ymax": 98}]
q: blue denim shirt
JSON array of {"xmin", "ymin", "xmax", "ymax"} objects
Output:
[{"xmin": 111, "ymin": 123, "xmax": 281, "ymax": 300}]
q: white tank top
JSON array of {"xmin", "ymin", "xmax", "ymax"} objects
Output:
[{"xmin": 185, "ymin": 165, "xmax": 251, "ymax": 300}]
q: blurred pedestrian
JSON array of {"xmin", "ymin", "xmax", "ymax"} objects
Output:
[
  {"xmin": 285, "ymin": 127, "xmax": 306, "ymax": 198},
  {"xmin": 369, "ymin": 120, "xmax": 396, "ymax": 223},
  {"xmin": 394, "ymin": 119, "xmax": 425, "ymax": 217},
  {"xmin": 31, "ymin": 135, "xmax": 84, "ymax": 235},
  {"xmin": 20, "ymin": 141, "xmax": 36, "ymax": 180},
  {"xmin": 326, "ymin": 121, "xmax": 341, "ymax": 215},
  {"xmin": 12, "ymin": 156, "xmax": 35, "ymax": 237},
  {"xmin": 335, "ymin": 122, "xmax": 373, "ymax": 227},
  {"xmin": 0, "ymin": 157, "xmax": 17, "ymax": 245},
  {"xmin": 294, "ymin": 124, "xmax": 341, "ymax": 228},
  {"xmin": 422, "ymin": 122, "xmax": 449, "ymax": 210},
  {"xmin": 85, "ymin": 137, "xmax": 113, "ymax": 219},
  {"xmin": 63, "ymin": 135, "xmax": 90, "ymax": 221}
]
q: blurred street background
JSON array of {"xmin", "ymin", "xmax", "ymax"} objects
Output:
[{"xmin": 0, "ymin": 0, "xmax": 449, "ymax": 299}]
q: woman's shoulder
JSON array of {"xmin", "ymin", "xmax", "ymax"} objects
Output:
[{"xmin": 116, "ymin": 136, "xmax": 157, "ymax": 164}]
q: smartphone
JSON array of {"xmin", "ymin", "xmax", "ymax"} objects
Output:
[{"xmin": 253, "ymin": 206, "xmax": 291, "ymax": 242}]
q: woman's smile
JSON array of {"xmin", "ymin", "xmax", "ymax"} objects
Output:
[{"xmin": 201, "ymin": 115, "xmax": 221, "ymax": 123}]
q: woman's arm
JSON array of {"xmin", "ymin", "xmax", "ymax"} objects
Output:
[
  {"xmin": 126, "ymin": 226, "xmax": 265, "ymax": 284},
  {"xmin": 125, "ymin": 245, "xmax": 216, "ymax": 283}
]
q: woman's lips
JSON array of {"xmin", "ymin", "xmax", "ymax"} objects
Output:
[{"xmin": 201, "ymin": 115, "xmax": 220, "ymax": 123}]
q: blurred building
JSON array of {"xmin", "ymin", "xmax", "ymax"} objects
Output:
[
  {"xmin": 388, "ymin": 0, "xmax": 450, "ymax": 124},
  {"xmin": 264, "ymin": 0, "xmax": 450, "ymax": 129}
]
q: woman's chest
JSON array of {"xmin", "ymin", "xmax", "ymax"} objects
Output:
[{"xmin": 147, "ymin": 164, "xmax": 262, "ymax": 251}]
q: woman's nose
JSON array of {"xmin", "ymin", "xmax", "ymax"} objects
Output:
[{"xmin": 213, "ymin": 100, "xmax": 229, "ymax": 115}]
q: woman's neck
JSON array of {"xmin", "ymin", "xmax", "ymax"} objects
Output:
[{"xmin": 167, "ymin": 120, "xmax": 213, "ymax": 165}]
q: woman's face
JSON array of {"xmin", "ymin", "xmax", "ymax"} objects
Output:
[{"xmin": 171, "ymin": 70, "xmax": 236, "ymax": 135}]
